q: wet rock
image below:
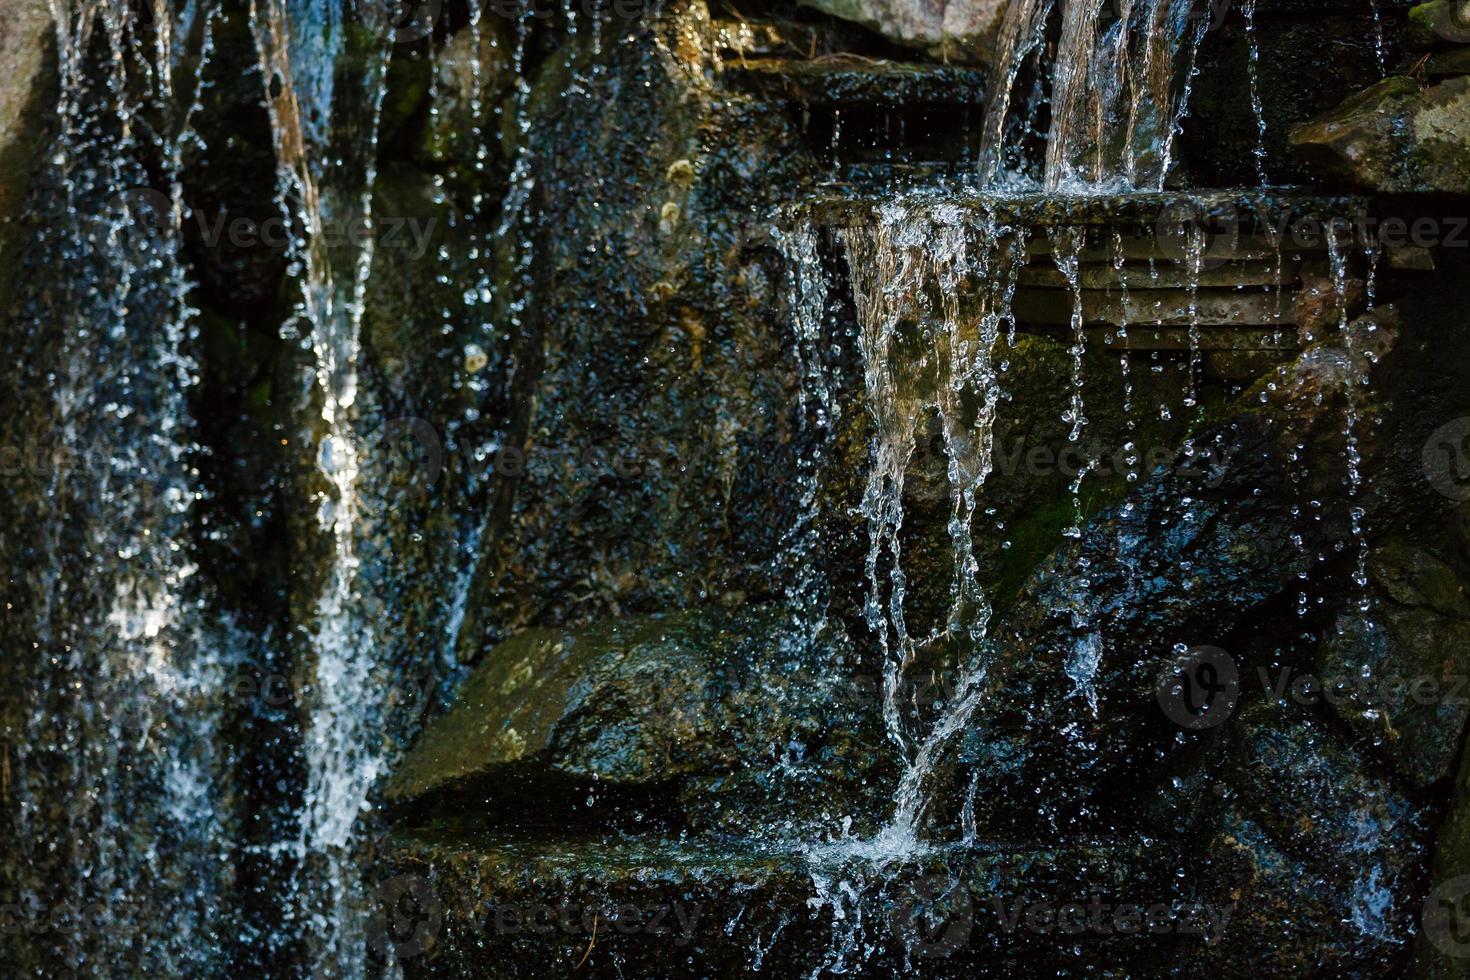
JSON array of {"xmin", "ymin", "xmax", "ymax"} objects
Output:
[
  {"xmin": 389, "ymin": 607, "xmax": 764, "ymax": 798},
  {"xmin": 1316, "ymin": 540, "xmax": 1470, "ymax": 788},
  {"xmin": 1291, "ymin": 76, "xmax": 1470, "ymax": 194},
  {"xmin": 0, "ymin": 0, "xmax": 54, "ymax": 297},
  {"xmin": 1294, "ymin": 260, "xmax": 1368, "ymax": 342},
  {"xmin": 450, "ymin": 9, "xmax": 816, "ymax": 648},
  {"xmin": 1407, "ymin": 0, "xmax": 1470, "ymax": 48},
  {"xmin": 1185, "ymin": 803, "xmax": 1417, "ymax": 975},
  {"xmin": 797, "ymin": 0, "xmax": 1006, "ymax": 63},
  {"xmin": 1221, "ymin": 701, "xmax": 1429, "ymax": 941},
  {"xmin": 378, "ymin": 828, "xmax": 1190, "ymax": 978},
  {"xmin": 947, "ymin": 299, "xmax": 1412, "ymax": 845},
  {"xmin": 1412, "ymin": 725, "xmax": 1470, "ymax": 976},
  {"xmin": 952, "ymin": 413, "xmax": 1312, "ymax": 840},
  {"xmin": 386, "ymin": 605, "xmax": 885, "ymax": 836}
]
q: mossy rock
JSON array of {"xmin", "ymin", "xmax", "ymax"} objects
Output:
[{"xmin": 1291, "ymin": 76, "xmax": 1470, "ymax": 193}]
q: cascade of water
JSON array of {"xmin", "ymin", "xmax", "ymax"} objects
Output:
[
  {"xmin": 249, "ymin": 0, "xmax": 395, "ymax": 970},
  {"xmin": 983, "ymin": 0, "xmax": 1211, "ymax": 190},
  {"xmin": 1184, "ymin": 219, "xmax": 1205, "ymax": 412},
  {"xmin": 1369, "ymin": 0, "xmax": 1388, "ymax": 76},
  {"xmin": 774, "ymin": 220, "xmax": 839, "ymax": 649},
  {"xmin": 840, "ymin": 202, "xmax": 1007, "ymax": 843},
  {"xmin": 976, "ymin": 0, "xmax": 1058, "ymax": 185},
  {"xmin": 1044, "ymin": 0, "xmax": 1108, "ymax": 189},
  {"xmin": 1242, "ymin": 0, "xmax": 1269, "ymax": 186},
  {"xmin": 1050, "ymin": 226, "xmax": 1093, "ymax": 540},
  {"xmin": 1326, "ymin": 223, "xmax": 1374, "ymax": 618},
  {"xmin": 792, "ymin": 200, "xmax": 1018, "ymax": 973},
  {"xmin": 11, "ymin": 0, "xmax": 226, "ymax": 971},
  {"xmin": 1154, "ymin": 0, "xmax": 1210, "ymax": 187}
]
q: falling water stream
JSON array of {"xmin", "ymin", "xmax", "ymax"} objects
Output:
[
  {"xmin": 10, "ymin": 0, "xmax": 229, "ymax": 972},
  {"xmin": 250, "ymin": 0, "xmax": 395, "ymax": 969},
  {"xmin": 776, "ymin": 0, "xmax": 1388, "ymax": 967},
  {"xmin": 980, "ymin": 0, "xmax": 1211, "ymax": 191}
]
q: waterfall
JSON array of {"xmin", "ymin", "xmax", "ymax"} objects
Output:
[
  {"xmin": 249, "ymin": 0, "xmax": 395, "ymax": 970},
  {"xmin": 6, "ymin": 0, "xmax": 228, "ymax": 972},
  {"xmin": 841, "ymin": 203, "xmax": 1008, "ymax": 844},
  {"xmin": 980, "ymin": 0, "xmax": 1211, "ymax": 191}
]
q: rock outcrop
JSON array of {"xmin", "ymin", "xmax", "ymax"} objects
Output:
[
  {"xmin": 1291, "ymin": 76, "xmax": 1470, "ymax": 193},
  {"xmin": 797, "ymin": 0, "xmax": 1006, "ymax": 62}
]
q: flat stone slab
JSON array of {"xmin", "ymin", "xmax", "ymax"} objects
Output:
[
  {"xmin": 374, "ymin": 828, "xmax": 1220, "ymax": 977},
  {"xmin": 721, "ymin": 56, "xmax": 988, "ymax": 105}
]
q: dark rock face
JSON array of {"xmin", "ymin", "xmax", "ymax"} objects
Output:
[
  {"xmin": 386, "ymin": 605, "xmax": 892, "ymax": 838},
  {"xmin": 441, "ymin": 8, "xmax": 815, "ymax": 654}
]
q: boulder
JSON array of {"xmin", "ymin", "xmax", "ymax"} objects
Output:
[
  {"xmin": 1406, "ymin": 1, "xmax": 1470, "ymax": 48},
  {"xmin": 1291, "ymin": 76, "xmax": 1470, "ymax": 194},
  {"xmin": 384, "ymin": 605, "xmax": 888, "ymax": 837},
  {"xmin": 1316, "ymin": 541, "xmax": 1470, "ymax": 789}
]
